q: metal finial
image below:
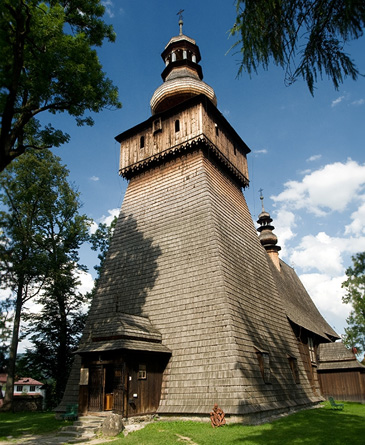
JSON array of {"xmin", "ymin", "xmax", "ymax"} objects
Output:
[
  {"xmin": 259, "ymin": 188, "xmax": 265, "ymax": 212},
  {"xmin": 177, "ymin": 9, "xmax": 184, "ymax": 35}
]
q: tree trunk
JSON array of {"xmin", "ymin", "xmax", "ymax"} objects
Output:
[
  {"xmin": 2, "ymin": 280, "xmax": 24, "ymax": 411},
  {"xmin": 55, "ymin": 285, "xmax": 68, "ymax": 404}
]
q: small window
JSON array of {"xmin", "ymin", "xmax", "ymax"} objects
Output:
[
  {"xmin": 29, "ymin": 385, "xmax": 36, "ymax": 392},
  {"xmin": 308, "ymin": 337, "xmax": 316, "ymax": 363},
  {"xmin": 255, "ymin": 347, "xmax": 271, "ymax": 383},
  {"xmin": 138, "ymin": 364, "xmax": 147, "ymax": 380},
  {"xmin": 215, "ymin": 123, "xmax": 219, "ymax": 136},
  {"xmin": 175, "ymin": 119, "xmax": 180, "ymax": 132},
  {"xmin": 288, "ymin": 355, "xmax": 300, "ymax": 384},
  {"xmin": 140, "ymin": 135, "xmax": 145, "ymax": 149},
  {"xmin": 234, "ymin": 146, "xmax": 237, "ymax": 156},
  {"xmin": 153, "ymin": 118, "xmax": 162, "ymax": 133},
  {"xmin": 16, "ymin": 385, "xmax": 23, "ymax": 392}
]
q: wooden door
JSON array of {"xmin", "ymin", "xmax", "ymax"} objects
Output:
[
  {"xmin": 88, "ymin": 365, "xmax": 104, "ymax": 411},
  {"xmin": 113, "ymin": 364, "xmax": 127, "ymax": 415}
]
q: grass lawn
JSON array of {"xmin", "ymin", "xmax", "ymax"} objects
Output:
[
  {"xmin": 98, "ymin": 401, "xmax": 365, "ymax": 445},
  {"xmin": 0, "ymin": 411, "xmax": 72, "ymax": 440}
]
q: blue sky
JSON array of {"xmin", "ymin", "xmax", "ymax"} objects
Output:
[{"xmin": 12, "ymin": 1, "xmax": 365, "ymax": 344}]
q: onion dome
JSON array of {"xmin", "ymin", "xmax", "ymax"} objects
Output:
[
  {"xmin": 257, "ymin": 192, "xmax": 281, "ymax": 269},
  {"xmin": 150, "ymin": 17, "xmax": 217, "ymax": 114}
]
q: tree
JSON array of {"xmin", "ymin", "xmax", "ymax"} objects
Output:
[
  {"xmin": 23, "ymin": 284, "xmax": 88, "ymax": 407},
  {"xmin": 17, "ymin": 216, "xmax": 117, "ymax": 407},
  {"xmin": 342, "ymin": 252, "xmax": 365, "ymax": 354},
  {"xmin": 0, "ymin": 297, "xmax": 13, "ymax": 372},
  {"xmin": 230, "ymin": 1, "xmax": 365, "ymax": 94},
  {"xmin": 0, "ymin": 0, "xmax": 121, "ymax": 172},
  {"xmin": 88, "ymin": 216, "xmax": 118, "ymax": 296},
  {"xmin": 0, "ymin": 148, "xmax": 90, "ymax": 410}
]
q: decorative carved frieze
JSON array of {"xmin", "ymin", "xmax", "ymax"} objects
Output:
[{"xmin": 119, "ymin": 135, "xmax": 249, "ymax": 188}]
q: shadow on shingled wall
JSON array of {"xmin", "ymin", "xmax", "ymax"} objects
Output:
[
  {"xmin": 91, "ymin": 211, "xmax": 162, "ymax": 318},
  {"xmin": 234, "ymin": 295, "xmax": 316, "ymax": 414}
]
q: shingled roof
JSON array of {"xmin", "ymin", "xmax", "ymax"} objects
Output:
[
  {"xmin": 318, "ymin": 342, "xmax": 365, "ymax": 371},
  {"xmin": 77, "ymin": 313, "xmax": 170, "ymax": 354},
  {"xmin": 0, "ymin": 374, "xmax": 44, "ymax": 386},
  {"xmin": 267, "ymin": 259, "xmax": 339, "ymax": 341}
]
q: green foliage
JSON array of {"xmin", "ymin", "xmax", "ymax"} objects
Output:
[
  {"xmin": 0, "ymin": 297, "xmax": 13, "ymax": 371},
  {"xmin": 0, "ymin": 0, "xmax": 121, "ymax": 171},
  {"xmin": 230, "ymin": 1, "xmax": 365, "ymax": 94},
  {"xmin": 1, "ymin": 402, "xmax": 364, "ymax": 443},
  {"xmin": 88, "ymin": 216, "xmax": 118, "ymax": 297},
  {"xmin": 342, "ymin": 252, "xmax": 365, "ymax": 353},
  {"xmin": 0, "ymin": 148, "xmax": 91, "ymax": 409},
  {"xmin": 95, "ymin": 402, "xmax": 365, "ymax": 445},
  {"xmin": 0, "ymin": 411, "xmax": 72, "ymax": 439}
]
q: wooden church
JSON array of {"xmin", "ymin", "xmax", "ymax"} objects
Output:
[{"xmin": 57, "ymin": 20, "xmax": 339, "ymax": 422}]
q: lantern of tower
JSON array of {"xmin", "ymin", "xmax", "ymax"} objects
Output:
[{"xmin": 150, "ymin": 18, "xmax": 217, "ymax": 114}]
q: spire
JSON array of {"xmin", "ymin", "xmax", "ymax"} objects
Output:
[
  {"xmin": 259, "ymin": 188, "xmax": 266, "ymax": 213},
  {"xmin": 150, "ymin": 16, "xmax": 217, "ymax": 115},
  {"xmin": 177, "ymin": 9, "xmax": 184, "ymax": 35},
  {"xmin": 257, "ymin": 190, "xmax": 281, "ymax": 271}
]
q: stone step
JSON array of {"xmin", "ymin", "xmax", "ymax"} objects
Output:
[
  {"xmin": 63, "ymin": 425, "xmax": 100, "ymax": 433},
  {"xmin": 54, "ymin": 417, "xmax": 105, "ymax": 444},
  {"xmin": 65, "ymin": 434, "xmax": 95, "ymax": 444},
  {"xmin": 73, "ymin": 419, "xmax": 104, "ymax": 426},
  {"xmin": 57, "ymin": 430, "xmax": 81, "ymax": 438}
]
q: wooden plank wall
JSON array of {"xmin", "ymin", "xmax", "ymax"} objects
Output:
[
  {"xmin": 119, "ymin": 102, "xmax": 249, "ymax": 183},
  {"xmin": 319, "ymin": 371, "xmax": 365, "ymax": 402}
]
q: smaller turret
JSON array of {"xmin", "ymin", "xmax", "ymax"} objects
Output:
[{"xmin": 257, "ymin": 191, "xmax": 281, "ymax": 271}]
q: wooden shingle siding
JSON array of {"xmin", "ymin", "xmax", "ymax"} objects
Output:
[{"xmin": 75, "ymin": 146, "xmax": 323, "ymax": 415}]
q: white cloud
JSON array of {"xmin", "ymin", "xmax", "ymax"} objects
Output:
[
  {"xmin": 272, "ymin": 209, "xmax": 297, "ymax": 257},
  {"xmin": 289, "ymin": 231, "xmax": 365, "ymax": 275},
  {"xmin": 102, "ymin": 0, "xmax": 115, "ymax": 18},
  {"xmin": 0, "ymin": 288, "xmax": 11, "ymax": 299},
  {"xmin": 90, "ymin": 176, "xmax": 100, "ymax": 182},
  {"xmin": 100, "ymin": 208, "xmax": 120, "ymax": 226},
  {"xmin": 299, "ymin": 168, "xmax": 312, "ymax": 175},
  {"xmin": 89, "ymin": 221, "xmax": 99, "ymax": 235},
  {"xmin": 331, "ymin": 95, "xmax": 345, "ymax": 107},
  {"xmin": 253, "ymin": 149, "xmax": 268, "ymax": 155},
  {"xmin": 272, "ymin": 159, "xmax": 365, "ymax": 216},
  {"xmin": 267, "ymin": 159, "xmax": 365, "ymax": 336},
  {"xmin": 290, "ymin": 232, "xmax": 344, "ymax": 275},
  {"xmin": 90, "ymin": 208, "xmax": 120, "ymax": 235},
  {"xmin": 345, "ymin": 201, "xmax": 365, "ymax": 236},
  {"xmin": 351, "ymin": 99, "xmax": 365, "ymax": 106},
  {"xmin": 306, "ymin": 154, "xmax": 322, "ymax": 162},
  {"xmin": 77, "ymin": 270, "xmax": 95, "ymax": 296},
  {"xmin": 299, "ymin": 273, "xmax": 350, "ymax": 334},
  {"xmin": 18, "ymin": 338, "xmax": 33, "ymax": 354}
]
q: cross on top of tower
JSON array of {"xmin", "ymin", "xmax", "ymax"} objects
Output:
[
  {"xmin": 259, "ymin": 188, "xmax": 265, "ymax": 212},
  {"xmin": 177, "ymin": 9, "xmax": 184, "ymax": 35}
]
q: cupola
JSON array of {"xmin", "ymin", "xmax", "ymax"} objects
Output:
[
  {"xmin": 150, "ymin": 17, "xmax": 217, "ymax": 114},
  {"xmin": 257, "ymin": 192, "xmax": 281, "ymax": 271}
]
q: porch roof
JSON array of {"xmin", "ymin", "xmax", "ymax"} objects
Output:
[
  {"xmin": 76, "ymin": 338, "xmax": 171, "ymax": 355},
  {"xmin": 88, "ymin": 312, "xmax": 163, "ymax": 342}
]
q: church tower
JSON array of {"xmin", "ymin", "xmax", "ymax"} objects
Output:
[{"xmin": 64, "ymin": 20, "xmax": 338, "ymax": 421}]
